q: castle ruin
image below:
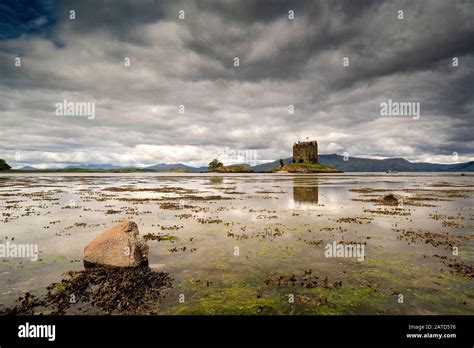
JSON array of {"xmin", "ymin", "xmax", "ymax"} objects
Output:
[{"xmin": 293, "ymin": 140, "xmax": 318, "ymax": 163}]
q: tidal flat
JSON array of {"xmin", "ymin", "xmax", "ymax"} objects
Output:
[{"xmin": 0, "ymin": 173, "xmax": 472, "ymax": 315}]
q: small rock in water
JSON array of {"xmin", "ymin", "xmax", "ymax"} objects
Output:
[
  {"xmin": 84, "ymin": 220, "xmax": 148, "ymax": 268},
  {"xmin": 380, "ymin": 193, "xmax": 402, "ymax": 205}
]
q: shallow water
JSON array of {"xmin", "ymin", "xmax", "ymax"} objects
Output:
[{"xmin": 0, "ymin": 173, "xmax": 473, "ymax": 315}]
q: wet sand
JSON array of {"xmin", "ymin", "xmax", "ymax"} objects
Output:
[{"xmin": 0, "ymin": 173, "xmax": 472, "ymax": 315}]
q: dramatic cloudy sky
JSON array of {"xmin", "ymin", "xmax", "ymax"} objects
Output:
[{"xmin": 0, "ymin": 0, "xmax": 473, "ymax": 168}]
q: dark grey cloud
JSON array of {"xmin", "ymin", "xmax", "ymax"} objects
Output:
[{"xmin": 0, "ymin": 0, "xmax": 473, "ymax": 168}]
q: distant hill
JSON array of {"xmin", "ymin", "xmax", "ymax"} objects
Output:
[
  {"xmin": 252, "ymin": 155, "xmax": 474, "ymax": 172},
  {"xmin": 252, "ymin": 158, "xmax": 293, "ymax": 172},
  {"xmin": 318, "ymin": 154, "xmax": 474, "ymax": 172},
  {"xmin": 65, "ymin": 164, "xmax": 122, "ymax": 170},
  {"xmin": 64, "ymin": 164, "xmax": 122, "ymax": 169},
  {"xmin": 19, "ymin": 166, "xmax": 37, "ymax": 170},
  {"xmin": 145, "ymin": 163, "xmax": 207, "ymax": 173}
]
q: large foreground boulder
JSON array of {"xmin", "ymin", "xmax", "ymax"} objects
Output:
[{"xmin": 84, "ymin": 221, "xmax": 148, "ymax": 268}]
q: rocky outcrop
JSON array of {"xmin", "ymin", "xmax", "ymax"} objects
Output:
[
  {"xmin": 212, "ymin": 165, "xmax": 254, "ymax": 173},
  {"xmin": 278, "ymin": 163, "xmax": 340, "ymax": 173},
  {"xmin": 379, "ymin": 193, "xmax": 402, "ymax": 205},
  {"xmin": 84, "ymin": 221, "xmax": 148, "ymax": 268}
]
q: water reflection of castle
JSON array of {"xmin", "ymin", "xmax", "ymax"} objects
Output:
[
  {"xmin": 208, "ymin": 177, "xmax": 223, "ymax": 185},
  {"xmin": 293, "ymin": 179, "xmax": 319, "ymax": 206}
]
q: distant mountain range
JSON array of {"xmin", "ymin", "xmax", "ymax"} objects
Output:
[
  {"xmin": 252, "ymin": 155, "xmax": 474, "ymax": 172},
  {"xmin": 66, "ymin": 164, "xmax": 123, "ymax": 170},
  {"xmin": 145, "ymin": 163, "xmax": 208, "ymax": 173},
  {"xmin": 17, "ymin": 155, "xmax": 473, "ymax": 172},
  {"xmin": 20, "ymin": 164, "xmax": 123, "ymax": 170}
]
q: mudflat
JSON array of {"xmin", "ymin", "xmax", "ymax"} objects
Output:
[{"xmin": 0, "ymin": 172, "xmax": 472, "ymax": 315}]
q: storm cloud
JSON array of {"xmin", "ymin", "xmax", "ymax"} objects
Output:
[{"xmin": 0, "ymin": 0, "xmax": 473, "ymax": 168}]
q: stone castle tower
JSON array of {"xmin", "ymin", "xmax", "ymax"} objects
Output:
[{"xmin": 293, "ymin": 140, "xmax": 318, "ymax": 163}]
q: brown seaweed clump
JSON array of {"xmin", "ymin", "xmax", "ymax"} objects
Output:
[{"xmin": 1, "ymin": 266, "xmax": 172, "ymax": 315}]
